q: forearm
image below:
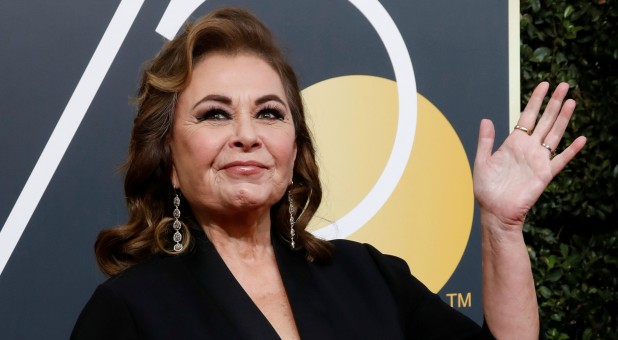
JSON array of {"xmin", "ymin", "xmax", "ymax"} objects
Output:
[{"xmin": 481, "ymin": 212, "xmax": 539, "ymax": 339}]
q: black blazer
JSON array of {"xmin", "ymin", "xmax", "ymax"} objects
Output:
[{"xmin": 72, "ymin": 231, "xmax": 494, "ymax": 339}]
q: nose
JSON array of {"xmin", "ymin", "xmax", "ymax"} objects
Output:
[{"xmin": 231, "ymin": 115, "xmax": 261, "ymax": 151}]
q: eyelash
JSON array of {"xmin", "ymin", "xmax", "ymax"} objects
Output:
[
  {"xmin": 197, "ymin": 107, "xmax": 229, "ymax": 121},
  {"xmin": 256, "ymin": 105, "xmax": 285, "ymax": 120},
  {"xmin": 196, "ymin": 105, "xmax": 285, "ymax": 122}
]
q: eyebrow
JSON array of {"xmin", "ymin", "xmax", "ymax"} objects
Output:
[
  {"xmin": 255, "ymin": 94, "xmax": 287, "ymax": 108},
  {"xmin": 192, "ymin": 94, "xmax": 231, "ymax": 109},
  {"xmin": 192, "ymin": 94, "xmax": 288, "ymax": 110}
]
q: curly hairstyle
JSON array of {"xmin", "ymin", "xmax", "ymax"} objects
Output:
[{"xmin": 95, "ymin": 7, "xmax": 332, "ymax": 276}]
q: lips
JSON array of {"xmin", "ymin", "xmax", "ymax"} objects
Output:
[{"xmin": 221, "ymin": 160, "xmax": 268, "ymax": 175}]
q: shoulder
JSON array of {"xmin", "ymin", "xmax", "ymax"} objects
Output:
[
  {"xmin": 328, "ymin": 239, "xmax": 414, "ymax": 279},
  {"xmin": 327, "ymin": 240, "xmax": 489, "ymax": 338},
  {"xmin": 85, "ymin": 254, "xmax": 188, "ymax": 309},
  {"xmin": 325, "ymin": 239, "xmax": 431, "ymax": 301},
  {"xmin": 326, "ymin": 239, "xmax": 447, "ymax": 313},
  {"xmin": 102, "ymin": 254, "xmax": 182, "ymax": 290},
  {"xmin": 72, "ymin": 254, "xmax": 192, "ymax": 339},
  {"xmin": 328, "ymin": 238, "xmax": 382, "ymax": 258},
  {"xmin": 84, "ymin": 253, "xmax": 195, "ymax": 315}
]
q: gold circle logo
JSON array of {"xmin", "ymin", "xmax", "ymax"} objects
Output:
[
  {"xmin": 300, "ymin": 2, "xmax": 473, "ymax": 293},
  {"xmin": 304, "ymin": 77, "xmax": 472, "ymax": 292}
]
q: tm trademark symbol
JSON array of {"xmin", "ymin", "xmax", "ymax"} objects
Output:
[{"xmin": 445, "ymin": 292, "xmax": 472, "ymax": 308}]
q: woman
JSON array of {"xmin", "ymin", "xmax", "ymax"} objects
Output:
[{"xmin": 71, "ymin": 7, "xmax": 586, "ymax": 340}]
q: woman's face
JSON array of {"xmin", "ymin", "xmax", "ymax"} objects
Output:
[{"xmin": 170, "ymin": 53, "xmax": 297, "ymax": 221}]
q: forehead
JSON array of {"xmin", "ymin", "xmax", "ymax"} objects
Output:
[{"xmin": 182, "ymin": 52, "xmax": 287, "ymax": 102}]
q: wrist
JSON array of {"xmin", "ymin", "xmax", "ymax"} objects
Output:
[{"xmin": 479, "ymin": 210, "xmax": 526, "ymax": 248}]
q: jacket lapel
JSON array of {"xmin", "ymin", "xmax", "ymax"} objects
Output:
[
  {"xmin": 183, "ymin": 232, "xmax": 281, "ymax": 339},
  {"xmin": 273, "ymin": 235, "xmax": 339, "ymax": 340},
  {"xmin": 183, "ymin": 229, "xmax": 342, "ymax": 339}
]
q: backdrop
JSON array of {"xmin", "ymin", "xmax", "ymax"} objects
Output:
[{"xmin": 0, "ymin": 0, "xmax": 511, "ymax": 338}]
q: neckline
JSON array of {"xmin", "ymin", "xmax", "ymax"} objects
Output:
[
  {"xmin": 188, "ymin": 228, "xmax": 297, "ymax": 339},
  {"xmin": 183, "ymin": 228, "xmax": 336, "ymax": 339}
]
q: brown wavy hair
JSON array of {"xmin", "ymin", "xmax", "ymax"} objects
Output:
[{"xmin": 95, "ymin": 7, "xmax": 332, "ymax": 276}]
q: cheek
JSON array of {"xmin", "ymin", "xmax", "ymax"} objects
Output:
[
  {"xmin": 275, "ymin": 137, "xmax": 297, "ymax": 176},
  {"xmin": 172, "ymin": 130, "xmax": 225, "ymax": 179}
]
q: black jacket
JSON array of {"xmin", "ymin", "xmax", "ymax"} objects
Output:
[{"xmin": 71, "ymin": 231, "xmax": 493, "ymax": 339}]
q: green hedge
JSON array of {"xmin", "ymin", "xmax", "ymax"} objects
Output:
[{"xmin": 520, "ymin": 0, "xmax": 617, "ymax": 338}]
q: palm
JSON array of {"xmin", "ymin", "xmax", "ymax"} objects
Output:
[{"xmin": 473, "ymin": 82, "xmax": 586, "ymax": 230}]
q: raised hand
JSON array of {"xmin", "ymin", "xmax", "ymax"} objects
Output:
[
  {"xmin": 473, "ymin": 82, "xmax": 587, "ymax": 231},
  {"xmin": 475, "ymin": 83, "xmax": 586, "ymax": 339}
]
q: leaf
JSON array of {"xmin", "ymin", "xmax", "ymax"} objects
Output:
[
  {"xmin": 564, "ymin": 5, "xmax": 575, "ymax": 18},
  {"xmin": 547, "ymin": 269, "xmax": 563, "ymax": 282},
  {"xmin": 531, "ymin": 47, "xmax": 552, "ymax": 62},
  {"xmin": 547, "ymin": 255, "xmax": 557, "ymax": 269},
  {"xmin": 560, "ymin": 243, "xmax": 569, "ymax": 258},
  {"xmin": 555, "ymin": 52, "xmax": 568, "ymax": 64},
  {"xmin": 539, "ymin": 285, "xmax": 552, "ymax": 299}
]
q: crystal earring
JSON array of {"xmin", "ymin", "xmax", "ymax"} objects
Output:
[
  {"xmin": 288, "ymin": 188, "xmax": 296, "ymax": 249},
  {"xmin": 172, "ymin": 191, "xmax": 183, "ymax": 252}
]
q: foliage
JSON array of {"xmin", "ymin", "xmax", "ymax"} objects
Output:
[{"xmin": 520, "ymin": 0, "xmax": 618, "ymax": 338}]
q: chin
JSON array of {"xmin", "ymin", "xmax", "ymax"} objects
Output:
[{"xmin": 226, "ymin": 189, "xmax": 280, "ymax": 211}]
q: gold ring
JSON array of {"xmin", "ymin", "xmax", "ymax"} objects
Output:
[
  {"xmin": 541, "ymin": 143, "xmax": 555, "ymax": 155},
  {"xmin": 514, "ymin": 125, "xmax": 532, "ymax": 136}
]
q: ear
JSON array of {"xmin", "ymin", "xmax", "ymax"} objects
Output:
[
  {"xmin": 291, "ymin": 142, "xmax": 298, "ymax": 182},
  {"xmin": 171, "ymin": 163, "xmax": 180, "ymax": 188},
  {"xmin": 293, "ymin": 142, "xmax": 298, "ymax": 163}
]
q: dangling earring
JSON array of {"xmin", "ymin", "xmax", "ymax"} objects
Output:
[
  {"xmin": 172, "ymin": 190, "xmax": 183, "ymax": 252},
  {"xmin": 288, "ymin": 188, "xmax": 296, "ymax": 249}
]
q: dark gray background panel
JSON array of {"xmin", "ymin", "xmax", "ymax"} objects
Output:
[{"xmin": 0, "ymin": 1, "xmax": 508, "ymax": 338}]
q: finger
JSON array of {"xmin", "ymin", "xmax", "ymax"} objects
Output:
[
  {"xmin": 550, "ymin": 136, "xmax": 586, "ymax": 177},
  {"xmin": 516, "ymin": 82, "xmax": 549, "ymax": 133},
  {"xmin": 475, "ymin": 119, "xmax": 495, "ymax": 165},
  {"xmin": 533, "ymin": 82, "xmax": 570, "ymax": 140},
  {"xmin": 541, "ymin": 99, "xmax": 576, "ymax": 154}
]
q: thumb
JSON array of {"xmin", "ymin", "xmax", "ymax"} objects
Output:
[{"xmin": 475, "ymin": 119, "xmax": 495, "ymax": 165}]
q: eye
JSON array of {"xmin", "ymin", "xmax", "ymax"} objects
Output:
[
  {"xmin": 197, "ymin": 108, "xmax": 230, "ymax": 121},
  {"xmin": 256, "ymin": 106, "xmax": 284, "ymax": 120}
]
